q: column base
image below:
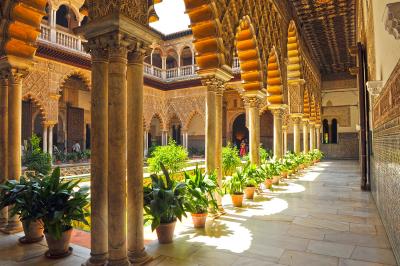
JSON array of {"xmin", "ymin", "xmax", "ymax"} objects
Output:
[
  {"xmin": 82, "ymin": 253, "xmax": 108, "ymax": 266},
  {"xmin": 0, "ymin": 221, "xmax": 23, "ymax": 234},
  {"xmin": 128, "ymin": 249, "xmax": 152, "ymax": 265},
  {"xmin": 105, "ymin": 258, "xmax": 131, "ymax": 266}
]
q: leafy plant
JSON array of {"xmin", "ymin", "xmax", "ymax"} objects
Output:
[
  {"xmin": 223, "ymin": 168, "xmax": 246, "ymax": 195},
  {"xmin": 242, "ymin": 163, "xmax": 263, "ymax": 186},
  {"xmin": 23, "ymin": 134, "xmax": 52, "ymax": 175},
  {"xmin": 222, "ymin": 143, "xmax": 241, "ymax": 176},
  {"xmin": 147, "ymin": 140, "xmax": 188, "ymax": 174},
  {"xmin": 0, "ymin": 176, "xmax": 43, "ymax": 224},
  {"xmin": 184, "ymin": 166, "xmax": 218, "ymax": 214},
  {"xmin": 259, "ymin": 147, "xmax": 270, "ymax": 162},
  {"xmin": 144, "ymin": 164, "xmax": 187, "ymax": 231},
  {"xmin": 36, "ymin": 168, "xmax": 90, "ymax": 239}
]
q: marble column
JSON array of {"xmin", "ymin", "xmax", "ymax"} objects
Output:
[
  {"xmin": 215, "ymin": 88, "xmax": 224, "ymax": 211},
  {"xmin": 316, "ymin": 125, "xmax": 321, "ymax": 150},
  {"xmin": 272, "ymin": 108, "xmax": 283, "ymax": 159},
  {"xmin": 48, "ymin": 125, "xmax": 54, "ymax": 156},
  {"xmin": 144, "ymin": 131, "xmax": 149, "ymax": 157},
  {"xmin": 127, "ymin": 50, "xmax": 151, "ymax": 264},
  {"xmin": 107, "ymin": 44, "xmax": 129, "ymax": 266},
  {"xmin": 292, "ymin": 116, "xmax": 302, "ymax": 154},
  {"xmin": 283, "ymin": 126, "xmax": 288, "ymax": 155},
  {"xmin": 85, "ymin": 45, "xmax": 109, "ymax": 266},
  {"xmin": 42, "ymin": 124, "xmax": 48, "ymax": 153},
  {"xmin": 182, "ymin": 130, "xmax": 188, "ymax": 149},
  {"xmin": 205, "ymin": 85, "xmax": 217, "ymax": 173},
  {"xmin": 309, "ymin": 123, "xmax": 315, "ymax": 151},
  {"xmin": 245, "ymin": 99, "xmax": 261, "ymax": 166},
  {"xmin": 303, "ymin": 120, "xmax": 309, "ymax": 153},
  {"xmin": 161, "ymin": 131, "xmax": 168, "ymax": 145},
  {"xmin": 0, "ymin": 75, "xmax": 8, "ymax": 227},
  {"xmin": 4, "ymin": 70, "xmax": 23, "ymax": 233}
]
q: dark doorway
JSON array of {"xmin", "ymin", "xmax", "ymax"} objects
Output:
[{"xmin": 232, "ymin": 113, "xmax": 249, "ymax": 149}]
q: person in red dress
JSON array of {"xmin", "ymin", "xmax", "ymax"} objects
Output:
[{"xmin": 239, "ymin": 140, "xmax": 246, "ymax": 157}]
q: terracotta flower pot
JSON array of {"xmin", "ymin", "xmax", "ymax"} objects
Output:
[
  {"xmin": 20, "ymin": 219, "xmax": 44, "ymax": 244},
  {"xmin": 299, "ymin": 164, "xmax": 305, "ymax": 170},
  {"xmin": 156, "ymin": 221, "xmax": 176, "ymax": 244},
  {"xmin": 272, "ymin": 176, "xmax": 280, "ymax": 185},
  {"xmin": 281, "ymin": 172, "xmax": 288, "ymax": 178},
  {"xmin": 244, "ymin": 186, "xmax": 256, "ymax": 199},
  {"xmin": 231, "ymin": 193, "xmax": 244, "ymax": 207},
  {"xmin": 45, "ymin": 227, "xmax": 73, "ymax": 258},
  {"xmin": 265, "ymin": 179, "xmax": 273, "ymax": 189},
  {"xmin": 191, "ymin": 213, "xmax": 207, "ymax": 228}
]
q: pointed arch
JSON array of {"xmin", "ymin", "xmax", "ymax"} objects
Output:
[
  {"xmin": 60, "ymin": 71, "xmax": 91, "ymax": 91},
  {"xmin": 235, "ymin": 16, "xmax": 264, "ymax": 91},
  {"xmin": 22, "ymin": 93, "xmax": 47, "ymax": 120},
  {"xmin": 184, "ymin": 0, "xmax": 227, "ymax": 70},
  {"xmin": 267, "ymin": 47, "xmax": 283, "ymax": 105},
  {"xmin": 184, "ymin": 110, "xmax": 204, "ymax": 130},
  {"xmin": 147, "ymin": 113, "xmax": 165, "ymax": 132},
  {"xmin": 287, "ymin": 21, "xmax": 302, "ymax": 81}
]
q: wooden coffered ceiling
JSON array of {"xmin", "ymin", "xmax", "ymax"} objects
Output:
[{"xmin": 290, "ymin": 0, "xmax": 356, "ymax": 76}]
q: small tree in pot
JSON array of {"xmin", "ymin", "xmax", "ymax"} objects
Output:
[
  {"xmin": 242, "ymin": 163, "xmax": 260, "ymax": 200},
  {"xmin": 144, "ymin": 164, "xmax": 187, "ymax": 244},
  {"xmin": 36, "ymin": 168, "xmax": 89, "ymax": 258},
  {"xmin": 184, "ymin": 166, "xmax": 218, "ymax": 228},
  {"xmin": 0, "ymin": 176, "xmax": 44, "ymax": 244}
]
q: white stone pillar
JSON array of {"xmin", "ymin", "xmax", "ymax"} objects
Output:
[
  {"xmin": 162, "ymin": 131, "xmax": 168, "ymax": 146},
  {"xmin": 283, "ymin": 126, "xmax": 288, "ymax": 155},
  {"xmin": 144, "ymin": 131, "xmax": 148, "ymax": 157},
  {"xmin": 50, "ymin": 9, "xmax": 57, "ymax": 43},
  {"xmin": 271, "ymin": 108, "xmax": 284, "ymax": 159},
  {"xmin": 316, "ymin": 125, "xmax": 321, "ymax": 150},
  {"xmin": 303, "ymin": 120, "xmax": 309, "ymax": 153},
  {"xmin": 182, "ymin": 131, "xmax": 188, "ymax": 149},
  {"xmin": 48, "ymin": 125, "xmax": 54, "ymax": 157},
  {"xmin": 292, "ymin": 116, "xmax": 302, "ymax": 154},
  {"xmin": 42, "ymin": 124, "xmax": 48, "ymax": 153}
]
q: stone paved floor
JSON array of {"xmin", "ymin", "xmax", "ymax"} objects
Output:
[{"xmin": 0, "ymin": 160, "xmax": 397, "ymax": 265}]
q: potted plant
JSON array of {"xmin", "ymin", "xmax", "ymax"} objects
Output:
[
  {"xmin": 257, "ymin": 163, "xmax": 273, "ymax": 189},
  {"xmin": 223, "ymin": 169, "xmax": 246, "ymax": 207},
  {"xmin": 269, "ymin": 161, "xmax": 281, "ymax": 185},
  {"xmin": 144, "ymin": 164, "xmax": 187, "ymax": 244},
  {"xmin": 184, "ymin": 166, "xmax": 218, "ymax": 228},
  {"xmin": 36, "ymin": 168, "xmax": 89, "ymax": 258},
  {"xmin": 0, "ymin": 176, "xmax": 44, "ymax": 244},
  {"xmin": 222, "ymin": 143, "xmax": 241, "ymax": 177},
  {"xmin": 243, "ymin": 163, "xmax": 259, "ymax": 200}
]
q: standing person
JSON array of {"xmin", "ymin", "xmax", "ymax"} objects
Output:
[{"xmin": 239, "ymin": 140, "xmax": 246, "ymax": 157}]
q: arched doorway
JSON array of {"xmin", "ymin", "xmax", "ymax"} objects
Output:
[
  {"xmin": 149, "ymin": 115, "xmax": 162, "ymax": 147},
  {"xmin": 187, "ymin": 113, "xmax": 205, "ymax": 156},
  {"xmin": 232, "ymin": 113, "xmax": 248, "ymax": 149},
  {"xmin": 169, "ymin": 114, "xmax": 182, "ymax": 145}
]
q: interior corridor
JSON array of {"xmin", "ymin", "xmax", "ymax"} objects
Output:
[{"xmin": 0, "ymin": 161, "xmax": 395, "ymax": 266}]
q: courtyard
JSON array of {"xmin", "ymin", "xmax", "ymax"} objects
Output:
[{"xmin": 0, "ymin": 161, "xmax": 395, "ymax": 266}]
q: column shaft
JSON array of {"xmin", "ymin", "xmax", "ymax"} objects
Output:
[
  {"xmin": 107, "ymin": 46, "xmax": 129, "ymax": 265},
  {"xmin": 206, "ymin": 89, "xmax": 216, "ymax": 172},
  {"xmin": 303, "ymin": 121, "xmax": 309, "ymax": 153},
  {"xmin": 85, "ymin": 47, "xmax": 109, "ymax": 266},
  {"xmin": 309, "ymin": 124, "xmax": 315, "ymax": 151},
  {"xmin": 144, "ymin": 131, "xmax": 148, "ymax": 157},
  {"xmin": 316, "ymin": 126, "xmax": 321, "ymax": 150},
  {"xmin": 248, "ymin": 106, "xmax": 260, "ymax": 165},
  {"xmin": 127, "ymin": 51, "xmax": 150, "ymax": 263},
  {"xmin": 5, "ymin": 71, "xmax": 23, "ymax": 233},
  {"xmin": 42, "ymin": 125, "xmax": 48, "ymax": 153},
  {"xmin": 48, "ymin": 126, "xmax": 53, "ymax": 157},
  {"xmin": 273, "ymin": 109, "xmax": 283, "ymax": 159},
  {"xmin": 215, "ymin": 91, "xmax": 223, "ymax": 210},
  {"xmin": 283, "ymin": 127, "xmax": 288, "ymax": 155},
  {"xmin": 0, "ymin": 77, "xmax": 8, "ymax": 226},
  {"xmin": 293, "ymin": 117, "xmax": 301, "ymax": 154}
]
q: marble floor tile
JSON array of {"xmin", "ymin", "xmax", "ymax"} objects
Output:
[
  {"xmin": 279, "ymin": 250, "xmax": 339, "ymax": 266},
  {"xmin": 307, "ymin": 240, "xmax": 355, "ymax": 258},
  {"xmin": 351, "ymin": 246, "xmax": 397, "ymax": 265}
]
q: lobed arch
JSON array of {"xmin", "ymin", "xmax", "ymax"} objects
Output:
[
  {"xmin": 235, "ymin": 16, "xmax": 264, "ymax": 91},
  {"xmin": 183, "ymin": 110, "xmax": 204, "ymax": 130},
  {"xmin": 147, "ymin": 113, "xmax": 165, "ymax": 132},
  {"xmin": 166, "ymin": 112, "xmax": 183, "ymax": 128},
  {"xmin": 267, "ymin": 47, "xmax": 284, "ymax": 105},
  {"xmin": 287, "ymin": 20, "xmax": 303, "ymax": 81},
  {"xmin": 22, "ymin": 93, "xmax": 47, "ymax": 121},
  {"xmin": 59, "ymin": 70, "xmax": 91, "ymax": 92}
]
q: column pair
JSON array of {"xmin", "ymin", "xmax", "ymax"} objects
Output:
[
  {"xmin": 309, "ymin": 122, "xmax": 316, "ymax": 151},
  {"xmin": 203, "ymin": 77, "xmax": 226, "ymax": 212},
  {"xmin": 315, "ymin": 125, "xmax": 321, "ymax": 150},
  {"xmin": 0, "ymin": 68, "xmax": 24, "ymax": 233},
  {"xmin": 271, "ymin": 107, "xmax": 285, "ymax": 159},
  {"xmin": 292, "ymin": 116, "xmax": 302, "ymax": 154},
  {"xmin": 161, "ymin": 130, "xmax": 168, "ymax": 145},
  {"xmin": 182, "ymin": 131, "xmax": 189, "ymax": 150},
  {"xmin": 243, "ymin": 91, "xmax": 264, "ymax": 166},
  {"xmin": 42, "ymin": 123, "xmax": 54, "ymax": 156},
  {"xmin": 85, "ymin": 36, "xmax": 149, "ymax": 266}
]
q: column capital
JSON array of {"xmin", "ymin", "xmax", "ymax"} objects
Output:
[
  {"xmin": 127, "ymin": 47, "xmax": 148, "ymax": 65},
  {"xmin": 242, "ymin": 90, "xmax": 266, "ymax": 108},
  {"xmin": 291, "ymin": 115, "xmax": 302, "ymax": 124},
  {"xmin": 201, "ymin": 77, "xmax": 226, "ymax": 95}
]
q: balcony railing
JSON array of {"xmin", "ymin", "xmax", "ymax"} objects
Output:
[{"xmin": 38, "ymin": 23, "xmax": 241, "ymax": 82}]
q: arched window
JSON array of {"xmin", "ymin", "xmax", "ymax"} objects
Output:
[
  {"xmin": 331, "ymin": 119, "xmax": 338, "ymax": 144},
  {"xmin": 151, "ymin": 49, "xmax": 162, "ymax": 68},
  {"xmin": 180, "ymin": 46, "xmax": 193, "ymax": 66},
  {"xmin": 56, "ymin": 5, "xmax": 78, "ymax": 30},
  {"xmin": 323, "ymin": 119, "xmax": 329, "ymax": 144}
]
